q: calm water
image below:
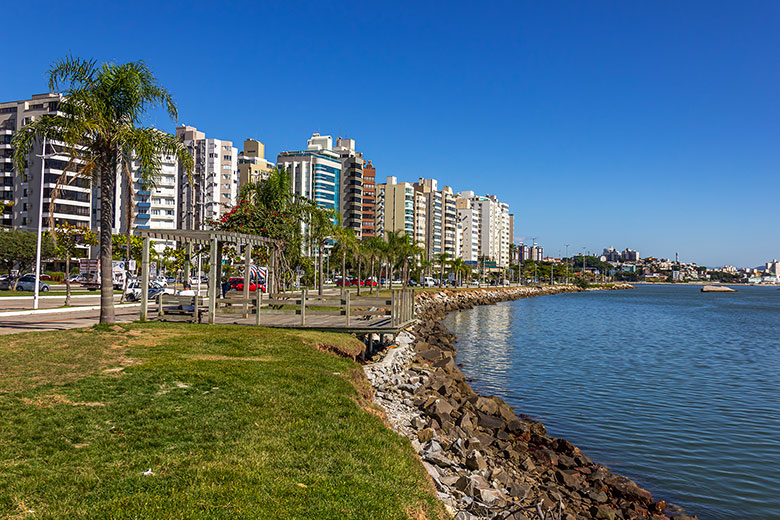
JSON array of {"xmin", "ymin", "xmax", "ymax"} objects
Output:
[{"xmin": 443, "ymin": 285, "xmax": 780, "ymax": 520}]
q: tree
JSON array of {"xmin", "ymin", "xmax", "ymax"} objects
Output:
[
  {"xmin": 219, "ymin": 168, "xmax": 315, "ymax": 293},
  {"xmin": 333, "ymin": 226, "xmax": 357, "ymax": 297},
  {"xmin": 0, "ymin": 229, "xmax": 56, "ymax": 290},
  {"xmin": 363, "ymin": 236, "xmax": 385, "ymax": 296},
  {"xmin": 450, "ymin": 257, "xmax": 466, "ymax": 286},
  {"xmin": 13, "ymin": 57, "xmax": 193, "ymax": 323},
  {"xmin": 51, "ymin": 224, "xmax": 97, "ymax": 306},
  {"xmin": 436, "ymin": 252, "xmax": 449, "ymax": 285},
  {"xmin": 309, "ymin": 207, "xmax": 336, "ymax": 296},
  {"xmin": 385, "ymin": 231, "xmax": 407, "ymax": 290}
]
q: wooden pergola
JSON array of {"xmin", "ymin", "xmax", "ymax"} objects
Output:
[{"xmin": 136, "ymin": 229, "xmax": 280, "ymax": 325}]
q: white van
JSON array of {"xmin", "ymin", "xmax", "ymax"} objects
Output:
[{"xmin": 423, "ymin": 276, "xmax": 437, "ymax": 287}]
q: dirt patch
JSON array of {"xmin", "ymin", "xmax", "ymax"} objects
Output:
[
  {"xmin": 185, "ymin": 354, "xmax": 272, "ymax": 362},
  {"xmin": 307, "ymin": 340, "xmax": 363, "ymax": 360},
  {"xmin": 22, "ymin": 394, "xmax": 105, "ymax": 408}
]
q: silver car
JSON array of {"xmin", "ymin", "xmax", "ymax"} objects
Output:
[{"xmin": 1, "ymin": 275, "xmax": 50, "ymax": 292}]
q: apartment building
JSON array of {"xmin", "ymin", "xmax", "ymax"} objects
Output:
[
  {"xmin": 361, "ymin": 160, "xmax": 376, "ymax": 238},
  {"xmin": 374, "ymin": 176, "xmax": 426, "ymax": 248},
  {"xmin": 456, "ymin": 193, "xmax": 480, "ymax": 263},
  {"xmin": 277, "ymin": 133, "xmax": 341, "ymax": 214},
  {"xmin": 442, "ymin": 186, "xmax": 459, "ymax": 259},
  {"xmin": 414, "ymin": 178, "xmax": 442, "ymax": 259},
  {"xmin": 333, "ymin": 137, "xmax": 363, "ymax": 237},
  {"xmin": 176, "ymin": 125, "xmax": 238, "ymax": 230},
  {"xmin": 237, "ymin": 139, "xmax": 274, "ymax": 189},
  {"xmin": 0, "ymin": 93, "xmax": 94, "ymax": 232}
]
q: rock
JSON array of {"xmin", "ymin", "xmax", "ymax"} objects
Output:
[
  {"xmin": 424, "ymin": 450, "xmax": 453, "ymax": 468},
  {"xmin": 701, "ymin": 285, "xmax": 737, "ymax": 292},
  {"xmin": 605, "ymin": 474, "xmax": 652, "ymax": 503},
  {"xmin": 465, "ymin": 450, "xmax": 487, "ymax": 471},
  {"xmin": 453, "ymin": 512, "xmax": 478, "ymax": 520},
  {"xmin": 591, "ymin": 504, "xmax": 616, "ymax": 520},
  {"xmin": 417, "ymin": 428, "xmax": 435, "ymax": 443},
  {"xmin": 478, "ymin": 487, "xmax": 505, "ymax": 507},
  {"xmin": 509, "ymin": 482, "xmax": 531, "ymax": 500},
  {"xmin": 555, "ymin": 469, "xmax": 579, "ymax": 489},
  {"xmin": 586, "ymin": 488, "xmax": 608, "ymax": 503},
  {"xmin": 476, "ymin": 411, "xmax": 504, "ymax": 430}
]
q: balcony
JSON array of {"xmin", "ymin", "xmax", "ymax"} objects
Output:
[
  {"xmin": 137, "ymin": 202, "xmax": 151, "ymax": 208},
  {"xmin": 136, "ymin": 213, "xmax": 151, "ymax": 220}
]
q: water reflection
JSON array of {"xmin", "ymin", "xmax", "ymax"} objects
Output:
[{"xmin": 443, "ymin": 285, "xmax": 780, "ymax": 520}]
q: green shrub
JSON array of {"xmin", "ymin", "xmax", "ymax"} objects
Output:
[{"xmin": 573, "ymin": 277, "xmax": 590, "ymax": 289}]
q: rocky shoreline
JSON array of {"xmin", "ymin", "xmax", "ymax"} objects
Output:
[{"xmin": 364, "ymin": 285, "xmax": 697, "ymax": 520}]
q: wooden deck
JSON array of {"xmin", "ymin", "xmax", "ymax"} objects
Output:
[{"xmin": 150, "ymin": 289, "xmax": 416, "ymax": 334}]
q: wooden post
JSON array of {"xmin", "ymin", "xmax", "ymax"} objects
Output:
[
  {"xmin": 158, "ymin": 293, "xmax": 164, "ymax": 318},
  {"xmin": 243, "ymin": 244, "xmax": 252, "ymax": 318},
  {"xmin": 208, "ymin": 237, "xmax": 218, "ymax": 325},
  {"xmin": 255, "ymin": 289, "xmax": 262, "ymax": 326},
  {"xmin": 192, "ymin": 294, "xmax": 199, "ymax": 323},
  {"xmin": 184, "ymin": 242, "xmax": 192, "ymax": 289},
  {"xmin": 300, "ymin": 288, "xmax": 307, "ymax": 326},
  {"xmin": 140, "ymin": 236, "xmax": 150, "ymax": 321},
  {"xmin": 268, "ymin": 247, "xmax": 276, "ymax": 298},
  {"xmin": 390, "ymin": 290, "xmax": 396, "ymax": 327},
  {"xmin": 345, "ymin": 291, "xmax": 351, "ymax": 328}
]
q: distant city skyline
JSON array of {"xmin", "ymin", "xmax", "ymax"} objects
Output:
[{"xmin": 2, "ymin": 1, "xmax": 778, "ymax": 267}]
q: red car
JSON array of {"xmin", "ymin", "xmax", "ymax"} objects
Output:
[
  {"xmin": 361, "ymin": 279, "xmax": 379, "ymax": 287},
  {"xmin": 227, "ymin": 277, "xmax": 266, "ymax": 293}
]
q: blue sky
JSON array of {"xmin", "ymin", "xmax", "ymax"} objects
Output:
[{"xmin": 3, "ymin": 1, "xmax": 778, "ymax": 267}]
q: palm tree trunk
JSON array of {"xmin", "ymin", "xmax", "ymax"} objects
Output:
[
  {"xmin": 357, "ymin": 258, "xmax": 362, "ymax": 296},
  {"xmin": 341, "ymin": 251, "xmax": 346, "ymax": 297},
  {"xmin": 317, "ymin": 241, "xmax": 324, "ymax": 296},
  {"xmin": 403, "ymin": 258, "xmax": 409, "ymax": 288},
  {"xmin": 99, "ymin": 157, "xmax": 116, "ymax": 323},
  {"xmin": 65, "ymin": 256, "xmax": 71, "ymax": 307},
  {"xmin": 389, "ymin": 264, "xmax": 394, "ymax": 291}
]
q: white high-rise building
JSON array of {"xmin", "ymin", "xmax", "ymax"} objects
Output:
[
  {"xmin": 0, "ymin": 93, "xmax": 93, "ymax": 232},
  {"xmin": 176, "ymin": 125, "xmax": 238, "ymax": 230},
  {"xmin": 455, "ymin": 192, "xmax": 510, "ymax": 268},
  {"xmin": 456, "ymin": 191, "xmax": 480, "ymax": 264}
]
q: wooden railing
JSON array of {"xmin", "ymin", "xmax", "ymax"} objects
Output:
[{"xmin": 155, "ymin": 288, "xmax": 415, "ymax": 328}]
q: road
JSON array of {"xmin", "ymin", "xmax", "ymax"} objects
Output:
[{"xmin": 0, "ymin": 305, "xmax": 141, "ymax": 335}]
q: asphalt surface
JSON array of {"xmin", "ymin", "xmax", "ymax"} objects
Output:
[{"xmin": 0, "ymin": 305, "xmax": 141, "ymax": 335}]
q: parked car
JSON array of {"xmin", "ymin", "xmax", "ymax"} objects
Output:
[
  {"xmin": 226, "ymin": 277, "xmax": 266, "ymax": 293},
  {"xmin": 2, "ymin": 275, "xmax": 50, "ymax": 292},
  {"xmin": 422, "ymin": 276, "xmax": 436, "ymax": 287},
  {"xmin": 166, "ymin": 276, "xmax": 176, "ymax": 284},
  {"xmin": 23, "ymin": 272, "xmax": 53, "ymax": 281},
  {"xmin": 68, "ymin": 274, "xmax": 84, "ymax": 283},
  {"xmin": 125, "ymin": 280, "xmax": 172, "ymax": 301},
  {"xmin": 408, "ymin": 279, "xmax": 418, "ymax": 287},
  {"xmin": 362, "ymin": 278, "xmax": 379, "ymax": 287}
]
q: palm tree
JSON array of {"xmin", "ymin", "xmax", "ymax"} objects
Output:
[
  {"xmin": 450, "ymin": 257, "xmax": 466, "ymax": 286},
  {"xmin": 363, "ymin": 237, "xmax": 384, "ymax": 296},
  {"xmin": 385, "ymin": 231, "xmax": 406, "ymax": 291},
  {"xmin": 334, "ymin": 226, "xmax": 357, "ymax": 297},
  {"xmin": 419, "ymin": 259, "xmax": 433, "ymax": 285},
  {"xmin": 309, "ymin": 207, "xmax": 336, "ymax": 296},
  {"xmin": 13, "ymin": 57, "xmax": 193, "ymax": 323},
  {"xmin": 436, "ymin": 252, "xmax": 449, "ymax": 285}
]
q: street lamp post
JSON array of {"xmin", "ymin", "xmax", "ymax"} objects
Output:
[
  {"xmin": 33, "ymin": 136, "xmax": 49, "ymax": 310},
  {"xmin": 565, "ymin": 244, "xmax": 569, "ymax": 284}
]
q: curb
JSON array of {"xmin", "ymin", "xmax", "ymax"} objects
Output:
[{"xmin": 0, "ymin": 303, "xmax": 140, "ymax": 318}]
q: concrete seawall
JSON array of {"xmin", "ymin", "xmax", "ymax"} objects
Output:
[{"xmin": 365, "ymin": 284, "xmax": 698, "ymax": 520}]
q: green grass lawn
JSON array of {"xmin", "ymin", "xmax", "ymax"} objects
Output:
[{"xmin": 0, "ymin": 323, "xmax": 443, "ymax": 520}]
